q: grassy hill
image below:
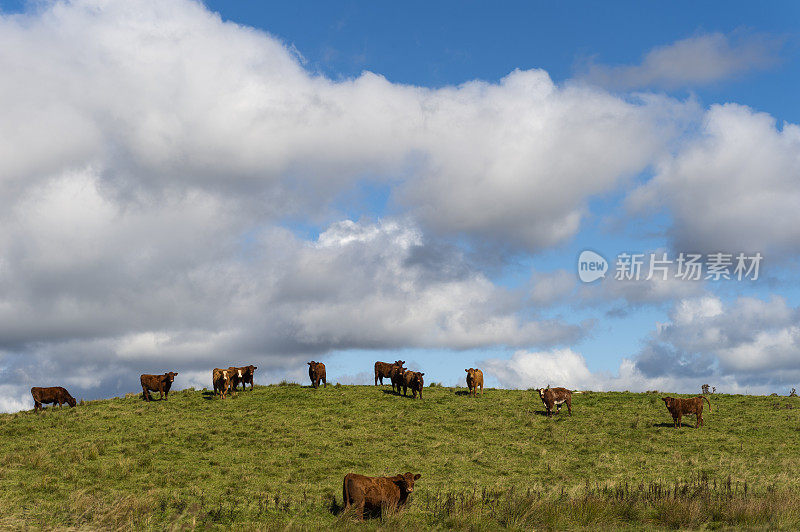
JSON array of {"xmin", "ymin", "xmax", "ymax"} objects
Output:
[{"xmin": 1, "ymin": 384, "xmax": 799, "ymax": 530}]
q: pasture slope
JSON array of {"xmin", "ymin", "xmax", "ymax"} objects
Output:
[{"xmin": 1, "ymin": 384, "xmax": 799, "ymax": 530}]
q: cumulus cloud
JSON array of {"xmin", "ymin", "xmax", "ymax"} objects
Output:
[
  {"xmin": 582, "ymin": 32, "xmax": 782, "ymax": 89},
  {"xmin": 0, "ymin": 204, "xmax": 587, "ymax": 410},
  {"xmin": 0, "ymin": 0, "xmax": 693, "ymax": 251},
  {"xmin": 484, "ymin": 295, "xmax": 800, "ymax": 394},
  {"xmin": 629, "ymin": 104, "xmax": 800, "ymax": 259}
]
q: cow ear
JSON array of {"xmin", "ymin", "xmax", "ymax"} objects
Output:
[
  {"xmin": 414, "ymin": 474, "xmax": 421, "ymax": 480},
  {"xmin": 465, "ymin": 369, "xmax": 469, "ymax": 372}
]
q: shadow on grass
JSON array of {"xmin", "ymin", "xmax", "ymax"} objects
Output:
[
  {"xmin": 653, "ymin": 422, "xmax": 698, "ymax": 428},
  {"xmin": 201, "ymin": 391, "xmax": 216, "ymax": 400}
]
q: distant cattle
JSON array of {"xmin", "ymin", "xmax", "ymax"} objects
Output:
[
  {"xmin": 31, "ymin": 387, "xmax": 76, "ymax": 412},
  {"xmin": 374, "ymin": 360, "xmax": 405, "ymax": 386},
  {"xmin": 662, "ymin": 396, "xmax": 711, "ymax": 428},
  {"xmin": 465, "ymin": 368, "xmax": 483, "ymax": 397},
  {"xmin": 402, "ymin": 371, "xmax": 425, "ymax": 399},
  {"xmin": 538, "ymin": 387, "xmax": 572, "ymax": 416},
  {"xmin": 228, "ymin": 365, "xmax": 257, "ymax": 391},
  {"xmin": 212, "ymin": 368, "xmax": 232, "ymax": 399},
  {"xmin": 342, "ymin": 472, "xmax": 422, "ymax": 519},
  {"xmin": 308, "ymin": 361, "xmax": 326, "ymax": 388},
  {"xmin": 140, "ymin": 372, "xmax": 178, "ymax": 401}
]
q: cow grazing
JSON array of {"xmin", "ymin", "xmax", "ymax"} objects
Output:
[
  {"xmin": 374, "ymin": 360, "xmax": 405, "ymax": 386},
  {"xmin": 538, "ymin": 387, "xmax": 572, "ymax": 416},
  {"xmin": 140, "ymin": 372, "xmax": 178, "ymax": 401},
  {"xmin": 402, "ymin": 371, "xmax": 425, "ymax": 399},
  {"xmin": 308, "ymin": 361, "xmax": 326, "ymax": 388},
  {"xmin": 31, "ymin": 387, "xmax": 76, "ymax": 412},
  {"xmin": 465, "ymin": 368, "xmax": 484, "ymax": 397},
  {"xmin": 228, "ymin": 365, "xmax": 257, "ymax": 391},
  {"xmin": 342, "ymin": 472, "xmax": 422, "ymax": 519},
  {"xmin": 662, "ymin": 396, "xmax": 712, "ymax": 428},
  {"xmin": 212, "ymin": 368, "xmax": 232, "ymax": 399}
]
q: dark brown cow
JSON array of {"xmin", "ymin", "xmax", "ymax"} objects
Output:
[
  {"xmin": 662, "ymin": 396, "xmax": 712, "ymax": 428},
  {"xmin": 31, "ymin": 387, "xmax": 76, "ymax": 412},
  {"xmin": 342, "ymin": 472, "xmax": 422, "ymax": 519},
  {"xmin": 374, "ymin": 360, "xmax": 405, "ymax": 386},
  {"xmin": 212, "ymin": 368, "xmax": 232, "ymax": 398},
  {"xmin": 390, "ymin": 364, "xmax": 406, "ymax": 394},
  {"xmin": 402, "ymin": 371, "xmax": 425, "ymax": 399},
  {"xmin": 308, "ymin": 361, "xmax": 326, "ymax": 388},
  {"xmin": 538, "ymin": 387, "xmax": 572, "ymax": 416},
  {"xmin": 140, "ymin": 372, "xmax": 178, "ymax": 401},
  {"xmin": 228, "ymin": 365, "xmax": 257, "ymax": 391},
  {"xmin": 465, "ymin": 368, "xmax": 484, "ymax": 397}
]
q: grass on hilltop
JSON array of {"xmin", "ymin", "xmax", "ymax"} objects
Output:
[{"xmin": 1, "ymin": 384, "xmax": 799, "ymax": 530}]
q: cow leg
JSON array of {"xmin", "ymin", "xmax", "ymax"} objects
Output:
[
  {"xmin": 567, "ymin": 398, "xmax": 572, "ymax": 416},
  {"xmin": 323, "ymin": 376, "xmax": 327, "ymax": 388},
  {"xmin": 480, "ymin": 383, "xmax": 483, "ymax": 396},
  {"xmin": 697, "ymin": 413, "xmax": 702, "ymax": 428}
]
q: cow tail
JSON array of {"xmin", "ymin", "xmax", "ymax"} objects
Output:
[
  {"xmin": 342, "ymin": 476, "xmax": 350, "ymax": 509},
  {"xmin": 703, "ymin": 395, "xmax": 712, "ymax": 412}
]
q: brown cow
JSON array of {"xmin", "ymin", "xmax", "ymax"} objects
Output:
[
  {"xmin": 374, "ymin": 360, "xmax": 405, "ymax": 386},
  {"xmin": 342, "ymin": 472, "xmax": 422, "ymax": 519},
  {"xmin": 538, "ymin": 387, "xmax": 572, "ymax": 416},
  {"xmin": 390, "ymin": 364, "xmax": 406, "ymax": 394},
  {"xmin": 140, "ymin": 372, "xmax": 178, "ymax": 401},
  {"xmin": 308, "ymin": 361, "xmax": 326, "ymax": 388},
  {"xmin": 402, "ymin": 371, "xmax": 424, "ymax": 399},
  {"xmin": 212, "ymin": 368, "xmax": 232, "ymax": 398},
  {"xmin": 465, "ymin": 368, "xmax": 483, "ymax": 397},
  {"xmin": 662, "ymin": 396, "xmax": 712, "ymax": 428},
  {"xmin": 228, "ymin": 365, "xmax": 257, "ymax": 391},
  {"xmin": 31, "ymin": 387, "xmax": 76, "ymax": 412}
]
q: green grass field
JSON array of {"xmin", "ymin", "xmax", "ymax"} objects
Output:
[{"xmin": 1, "ymin": 384, "xmax": 799, "ymax": 530}]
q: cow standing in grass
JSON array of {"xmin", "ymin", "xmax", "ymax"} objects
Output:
[
  {"xmin": 538, "ymin": 387, "xmax": 572, "ymax": 416},
  {"xmin": 662, "ymin": 396, "xmax": 711, "ymax": 428},
  {"xmin": 374, "ymin": 360, "xmax": 405, "ymax": 386},
  {"xmin": 342, "ymin": 472, "xmax": 422, "ymax": 519},
  {"xmin": 308, "ymin": 361, "xmax": 326, "ymax": 388},
  {"xmin": 390, "ymin": 364, "xmax": 406, "ymax": 394},
  {"xmin": 229, "ymin": 365, "xmax": 257, "ymax": 391},
  {"xmin": 465, "ymin": 368, "xmax": 484, "ymax": 397},
  {"xmin": 140, "ymin": 372, "xmax": 178, "ymax": 401},
  {"xmin": 31, "ymin": 387, "xmax": 76, "ymax": 412},
  {"xmin": 212, "ymin": 368, "xmax": 232, "ymax": 399},
  {"xmin": 402, "ymin": 371, "xmax": 425, "ymax": 399}
]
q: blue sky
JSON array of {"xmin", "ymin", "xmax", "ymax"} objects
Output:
[{"xmin": 0, "ymin": 0, "xmax": 799, "ymax": 410}]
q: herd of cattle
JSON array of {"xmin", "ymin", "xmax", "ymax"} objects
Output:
[
  {"xmin": 27, "ymin": 358, "xmax": 716, "ymax": 519},
  {"xmin": 28, "ymin": 359, "xmax": 712, "ymax": 426}
]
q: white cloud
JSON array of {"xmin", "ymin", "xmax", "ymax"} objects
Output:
[
  {"xmin": 485, "ymin": 294, "xmax": 800, "ymax": 395},
  {"xmin": 629, "ymin": 104, "xmax": 800, "ymax": 258},
  {"xmin": 582, "ymin": 32, "xmax": 781, "ymax": 89},
  {"xmin": 0, "ymin": 0, "xmax": 693, "ymax": 251}
]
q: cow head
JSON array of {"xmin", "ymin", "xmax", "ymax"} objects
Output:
[
  {"xmin": 465, "ymin": 368, "xmax": 477, "ymax": 379},
  {"xmin": 164, "ymin": 372, "xmax": 178, "ymax": 383},
  {"xmin": 662, "ymin": 397, "xmax": 674, "ymax": 408},
  {"xmin": 66, "ymin": 394, "xmax": 77, "ymax": 407},
  {"xmin": 392, "ymin": 472, "xmax": 422, "ymax": 494},
  {"xmin": 247, "ymin": 365, "xmax": 257, "ymax": 375},
  {"xmin": 394, "ymin": 360, "xmax": 405, "ymax": 367},
  {"xmin": 413, "ymin": 372, "xmax": 424, "ymax": 387},
  {"xmin": 538, "ymin": 388, "xmax": 546, "ymax": 399},
  {"xmin": 308, "ymin": 361, "xmax": 315, "ymax": 367}
]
